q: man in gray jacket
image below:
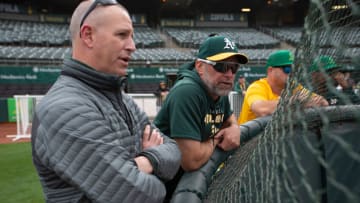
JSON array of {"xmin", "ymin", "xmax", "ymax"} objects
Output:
[{"xmin": 31, "ymin": 1, "xmax": 181, "ymax": 202}]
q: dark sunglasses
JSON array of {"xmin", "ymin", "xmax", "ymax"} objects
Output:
[
  {"xmin": 274, "ymin": 65, "xmax": 292, "ymax": 74},
  {"xmin": 79, "ymin": 0, "xmax": 118, "ymax": 30},
  {"xmin": 198, "ymin": 58, "xmax": 240, "ymax": 74},
  {"xmin": 327, "ymin": 68, "xmax": 344, "ymax": 75}
]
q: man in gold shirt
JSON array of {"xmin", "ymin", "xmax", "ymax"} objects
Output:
[{"xmin": 238, "ymin": 50, "xmax": 328, "ymax": 124}]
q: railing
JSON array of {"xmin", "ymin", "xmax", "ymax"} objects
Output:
[{"xmin": 229, "ymin": 91, "xmax": 244, "ymax": 120}]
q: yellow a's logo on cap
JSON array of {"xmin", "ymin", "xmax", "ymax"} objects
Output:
[{"xmin": 224, "ymin": 38, "xmax": 235, "ymax": 50}]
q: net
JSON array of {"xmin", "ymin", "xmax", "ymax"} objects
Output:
[
  {"xmin": 8, "ymin": 95, "xmax": 43, "ymax": 140},
  {"xmin": 202, "ymin": 0, "xmax": 360, "ymax": 202}
]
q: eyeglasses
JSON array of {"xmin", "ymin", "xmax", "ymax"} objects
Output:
[
  {"xmin": 79, "ymin": 0, "xmax": 118, "ymax": 30},
  {"xmin": 274, "ymin": 65, "xmax": 292, "ymax": 74},
  {"xmin": 197, "ymin": 58, "xmax": 240, "ymax": 74}
]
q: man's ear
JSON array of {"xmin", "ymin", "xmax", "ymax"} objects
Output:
[
  {"xmin": 80, "ymin": 25, "xmax": 94, "ymax": 48},
  {"xmin": 195, "ymin": 60, "xmax": 204, "ymax": 75}
]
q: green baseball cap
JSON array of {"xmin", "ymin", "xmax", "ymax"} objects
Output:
[
  {"xmin": 310, "ymin": 55, "xmax": 340, "ymax": 72},
  {"xmin": 197, "ymin": 36, "xmax": 248, "ymax": 64},
  {"xmin": 266, "ymin": 50, "xmax": 294, "ymax": 68}
]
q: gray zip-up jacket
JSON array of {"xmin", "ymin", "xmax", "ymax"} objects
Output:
[{"xmin": 31, "ymin": 58, "xmax": 181, "ymax": 203}]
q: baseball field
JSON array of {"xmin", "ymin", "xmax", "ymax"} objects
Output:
[{"xmin": 0, "ymin": 123, "xmax": 44, "ymax": 203}]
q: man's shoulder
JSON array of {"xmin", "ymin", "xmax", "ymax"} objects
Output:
[
  {"xmin": 171, "ymin": 78, "xmax": 203, "ymax": 95},
  {"xmin": 42, "ymin": 78, "xmax": 106, "ymax": 108},
  {"xmin": 248, "ymin": 78, "xmax": 269, "ymax": 89},
  {"xmin": 164, "ymin": 79, "xmax": 207, "ymax": 109}
]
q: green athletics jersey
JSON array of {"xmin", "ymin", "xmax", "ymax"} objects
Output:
[{"xmin": 154, "ymin": 63, "xmax": 232, "ymax": 142}]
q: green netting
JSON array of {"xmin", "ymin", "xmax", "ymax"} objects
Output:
[
  {"xmin": 202, "ymin": 1, "xmax": 360, "ymax": 203},
  {"xmin": 205, "ymin": 106, "xmax": 360, "ymax": 202}
]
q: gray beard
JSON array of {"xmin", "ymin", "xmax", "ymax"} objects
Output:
[
  {"xmin": 202, "ymin": 67, "xmax": 232, "ymax": 97},
  {"xmin": 203, "ymin": 79, "xmax": 232, "ymax": 97}
]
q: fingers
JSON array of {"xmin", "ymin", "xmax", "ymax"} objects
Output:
[
  {"xmin": 145, "ymin": 125, "xmax": 154, "ymax": 141},
  {"xmin": 144, "ymin": 124, "xmax": 159, "ymax": 141},
  {"xmin": 148, "ymin": 127, "xmax": 163, "ymax": 144},
  {"xmin": 214, "ymin": 130, "xmax": 224, "ymax": 140},
  {"xmin": 142, "ymin": 125, "xmax": 163, "ymax": 150},
  {"xmin": 134, "ymin": 156, "xmax": 153, "ymax": 174},
  {"xmin": 149, "ymin": 130, "xmax": 163, "ymax": 145},
  {"xmin": 215, "ymin": 127, "xmax": 240, "ymax": 151},
  {"xmin": 217, "ymin": 137, "xmax": 239, "ymax": 151},
  {"xmin": 144, "ymin": 125, "xmax": 150, "ymax": 139}
]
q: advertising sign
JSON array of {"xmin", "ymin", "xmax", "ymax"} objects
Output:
[
  {"xmin": 0, "ymin": 66, "xmax": 61, "ymax": 84},
  {"xmin": 127, "ymin": 68, "xmax": 166, "ymax": 83},
  {"xmin": 236, "ymin": 66, "xmax": 267, "ymax": 84}
]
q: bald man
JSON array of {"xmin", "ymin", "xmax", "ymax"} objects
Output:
[{"xmin": 31, "ymin": 1, "xmax": 181, "ymax": 202}]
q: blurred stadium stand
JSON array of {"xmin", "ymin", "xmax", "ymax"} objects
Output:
[
  {"xmin": 0, "ymin": 21, "xmax": 298, "ymax": 66},
  {"xmin": 262, "ymin": 26, "xmax": 360, "ymax": 47},
  {"xmin": 0, "ymin": 1, "xmax": 359, "ymax": 97},
  {"xmin": 163, "ymin": 27, "xmax": 280, "ymax": 49},
  {"xmin": 0, "ymin": 19, "xmax": 70, "ymax": 46},
  {"xmin": 0, "ymin": 20, "xmax": 357, "ymax": 66}
]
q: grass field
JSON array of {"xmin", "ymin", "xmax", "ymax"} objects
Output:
[{"xmin": 0, "ymin": 142, "xmax": 44, "ymax": 203}]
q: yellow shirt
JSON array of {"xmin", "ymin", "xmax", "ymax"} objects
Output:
[{"xmin": 238, "ymin": 78, "xmax": 279, "ymax": 124}]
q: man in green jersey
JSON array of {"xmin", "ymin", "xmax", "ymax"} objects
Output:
[{"xmin": 154, "ymin": 35, "xmax": 248, "ymax": 200}]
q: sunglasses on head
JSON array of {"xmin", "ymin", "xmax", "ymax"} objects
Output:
[
  {"xmin": 79, "ymin": 0, "xmax": 118, "ymax": 30},
  {"xmin": 274, "ymin": 65, "xmax": 292, "ymax": 74},
  {"xmin": 198, "ymin": 58, "xmax": 240, "ymax": 74}
]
